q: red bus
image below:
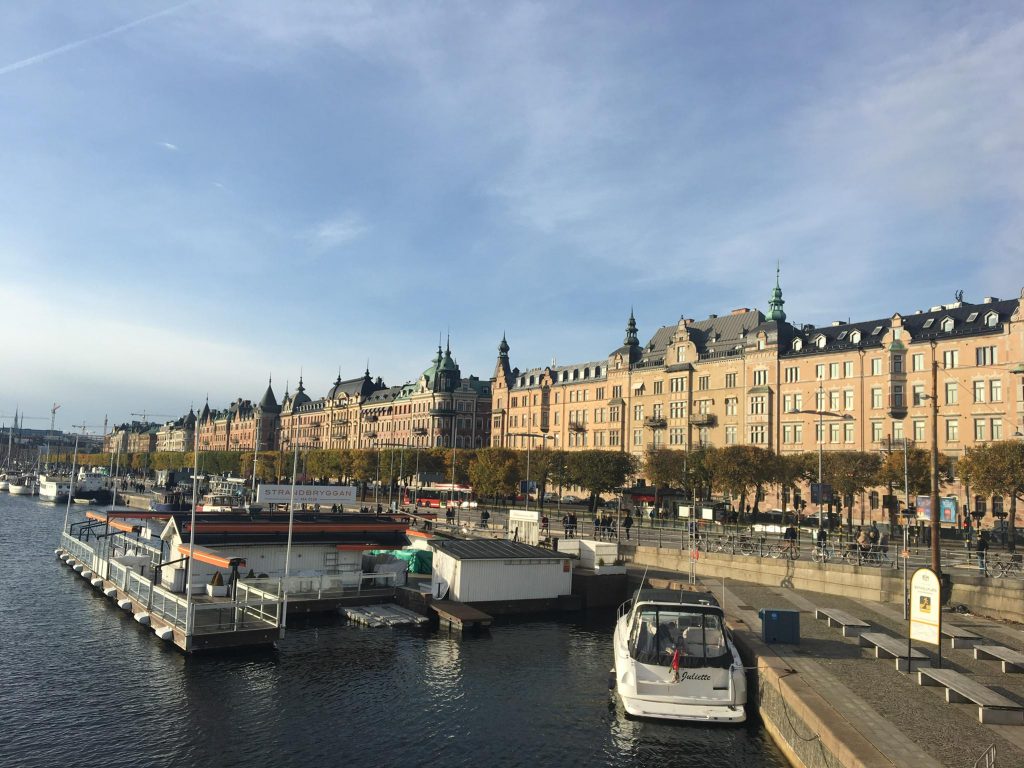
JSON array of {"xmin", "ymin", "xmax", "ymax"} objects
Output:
[{"xmin": 404, "ymin": 483, "xmax": 474, "ymax": 509}]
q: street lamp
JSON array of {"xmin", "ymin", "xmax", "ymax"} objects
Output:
[
  {"xmin": 788, "ymin": 381, "xmax": 855, "ymax": 530},
  {"xmin": 511, "ymin": 432, "xmax": 555, "ymax": 511}
]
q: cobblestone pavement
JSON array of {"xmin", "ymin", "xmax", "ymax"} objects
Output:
[{"xmin": 640, "ymin": 568, "xmax": 1024, "ymax": 768}]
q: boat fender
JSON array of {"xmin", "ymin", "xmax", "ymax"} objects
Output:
[{"xmin": 607, "ymin": 668, "xmax": 616, "ymax": 690}]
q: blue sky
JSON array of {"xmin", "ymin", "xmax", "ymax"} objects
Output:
[{"xmin": 1, "ymin": 1, "xmax": 1022, "ymax": 434}]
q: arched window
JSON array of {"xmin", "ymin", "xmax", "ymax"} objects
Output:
[
  {"xmin": 595, "ymin": 366, "xmax": 602, "ymax": 376},
  {"xmin": 584, "ymin": 368, "xmax": 590, "ymax": 378}
]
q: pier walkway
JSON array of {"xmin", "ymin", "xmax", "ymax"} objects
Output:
[{"xmin": 642, "ymin": 567, "xmax": 1024, "ymax": 768}]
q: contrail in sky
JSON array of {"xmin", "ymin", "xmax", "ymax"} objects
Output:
[{"xmin": 0, "ymin": 0, "xmax": 200, "ymax": 77}]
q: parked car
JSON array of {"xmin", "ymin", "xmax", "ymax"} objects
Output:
[
  {"xmin": 561, "ymin": 495, "xmax": 582, "ymax": 505},
  {"xmin": 543, "ymin": 492, "xmax": 559, "ymax": 502}
]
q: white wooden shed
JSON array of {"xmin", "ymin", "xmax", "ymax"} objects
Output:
[{"xmin": 430, "ymin": 539, "xmax": 572, "ymax": 603}]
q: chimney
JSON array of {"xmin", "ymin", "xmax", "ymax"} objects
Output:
[
  {"xmin": 983, "ymin": 296, "xmax": 998, "ymax": 303},
  {"xmin": 831, "ymin": 321, "xmax": 842, "ymax": 327}
]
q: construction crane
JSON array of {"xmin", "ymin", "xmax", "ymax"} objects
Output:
[{"xmin": 130, "ymin": 411, "xmax": 175, "ymax": 423}]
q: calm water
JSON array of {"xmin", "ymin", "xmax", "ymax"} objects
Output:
[{"xmin": 0, "ymin": 494, "xmax": 785, "ymax": 768}]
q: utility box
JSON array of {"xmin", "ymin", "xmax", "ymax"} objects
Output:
[{"xmin": 760, "ymin": 608, "xmax": 800, "ymax": 644}]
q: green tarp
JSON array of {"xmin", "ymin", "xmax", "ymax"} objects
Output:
[{"xmin": 369, "ymin": 549, "xmax": 433, "ymax": 574}]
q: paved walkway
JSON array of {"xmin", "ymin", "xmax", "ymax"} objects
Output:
[{"xmin": 640, "ymin": 568, "xmax": 1024, "ymax": 768}]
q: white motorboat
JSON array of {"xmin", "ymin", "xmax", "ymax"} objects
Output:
[
  {"xmin": 612, "ymin": 588, "xmax": 747, "ymax": 723},
  {"xmin": 39, "ymin": 474, "xmax": 72, "ymax": 502},
  {"xmin": 8, "ymin": 475, "xmax": 38, "ymax": 495},
  {"xmin": 73, "ymin": 469, "xmax": 114, "ymax": 505},
  {"xmin": 0, "ymin": 474, "xmax": 9, "ymax": 492}
]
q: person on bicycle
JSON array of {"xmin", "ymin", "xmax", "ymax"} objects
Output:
[
  {"xmin": 857, "ymin": 527, "xmax": 871, "ymax": 554},
  {"xmin": 783, "ymin": 522, "xmax": 798, "ymax": 555},
  {"xmin": 976, "ymin": 530, "xmax": 989, "ymax": 575}
]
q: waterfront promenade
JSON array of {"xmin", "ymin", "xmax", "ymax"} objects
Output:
[{"xmin": 647, "ymin": 566, "xmax": 1024, "ymax": 767}]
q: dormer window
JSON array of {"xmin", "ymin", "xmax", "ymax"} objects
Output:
[
  {"xmin": 850, "ymin": 330, "xmax": 861, "ymax": 344},
  {"xmin": 584, "ymin": 367, "xmax": 590, "ymax": 378},
  {"xmin": 815, "ymin": 335, "xmax": 827, "ymax": 349},
  {"xmin": 792, "ymin": 338, "xmax": 803, "ymax": 351},
  {"xmin": 941, "ymin": 317, "xmax": 954, "ymax": 332},
  {"xmin": 984, "ymin": 311, "xmax": 998, "ymax": 327},
  {"xmin": 595, "ymin": 366, "xmax": 601, "ymax": 376}
]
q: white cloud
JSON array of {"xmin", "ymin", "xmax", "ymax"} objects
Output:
[
  {"xmin": 309, "ymin": 211, "xmax": 368, "ymax": 251},
  {"xmin": 159, "ymin": 141, "xmax": 178, "ymax": 151}
]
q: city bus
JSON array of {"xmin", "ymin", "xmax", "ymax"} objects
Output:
[{"xmin": 404, "ymin": 483, "xmax": 475, "ymax": 509}]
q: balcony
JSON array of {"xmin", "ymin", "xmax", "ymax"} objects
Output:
[
  {"xmin": 430, "ymin": 406, "xmax": 456, "ymax": 416},
  {"xmin": 412, "ymin": 427, "xmax": 428, "ymax": 436},
  {"xmin": 690, "ymin": 413, "xmax": 716, "ymax": 427},
  {"xmin": 364, "ymin": 431, "xmax": 378, "ymax": 439},
  {"xmin": 643, "ymin": 417, "xmax": 667, "ymax": 429},
  {"xmin": 568, "ymin": 421, "xmax": 587, "ymax": 434},
  {"xmin": 888, "ymin": 395, "xmax": 907, "ymax": 420}
]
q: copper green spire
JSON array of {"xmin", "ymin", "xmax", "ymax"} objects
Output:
[
  {"xmin": 624, "ymin": 308, "xmax": 639, "ymax": 347},
  {"xmin": 768, "ymin": 264, "xmax": 786, "ymax": 322}
]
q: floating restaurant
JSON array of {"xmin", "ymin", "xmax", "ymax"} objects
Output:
[{"xmin": 56, "ymin": 507, "xmax": 411, "ymax": 652}]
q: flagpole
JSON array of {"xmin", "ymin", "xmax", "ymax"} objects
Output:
[
  {"xmin": 184, "ymin": 440, "xmax": 200, "ymax": 648},
  {"xmin": 281, "ymin": 416, "xmax": 300, "ymax": 638}
]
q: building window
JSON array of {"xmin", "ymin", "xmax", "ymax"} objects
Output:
[
  {"xmin": 912, "ymin": 384, "xmax": 925, "ymax": 406},
  {"xmin": 784, "ymin": 367, "xmax": 799, "ymax": 383},
  {"xmin": 974, "ymin": 418, "xmax": 985, "ymax": 442},
  {"xmin": 596, "ymin": 387, "xmax": 605, "ymax": 400},
  {"xmin": 783, "ymin": 394, "xmax": 793, "ymax": 413},
  {"xmin": 750, "ymin": 396, "xmax": 766, "ymax": 415},
  {"xmin": 612, "ymin": 385, "xmax": 622, "ymax": 399},
  {"xmin": 943, "ymin": 349, "xmax": 958, "ymax": 369},
  {"xmin": 653, "ymin": 380, "xmax": 663, "ymax": 395},
  {"xmin": 891, "ymin": 354, "xmax": 903, "ymax": 374},
  {"xmin": 829, "ymin": 423, "xmax": 841, "ymax": 443},
  {"xmin": 993, "ymin": 496, "xmax": 1004, "ymax": 517},
  {"xmin": 816, "ymin": 423, "xmax": 824, "ymax": 443},
  {"xmin": 698, "ymin": 376, "xmax": 710, "ymax": 391},
  {"xmin": 726, "ymin": 372, "xmax": 737, "ymax": 388},
  {"xmin": 844, "ymin": 422, "xmax": 854, "ymax": 443},
  {"xmin": 990, "ymin": 379, "xmax": 1002, "ymax": 402},
  {"xmin": 753, "ymin": 369, "xmax": 767, "ymax": 387},
  {"xmin": 844, "ymin": 361, "xmax": 853, "ymax": 378},
  {"xmin": 725, "ymin": 426, "xmax": 737, "ymax": 445},
  {"xmin": 670, "ymin": 377, "xmax": 685, "ymax": 393},
  {"xmin": 633, "ymin": 405, "xmax": 643, "ymax": 420},
  {"xmin": 749, "ymin": 425, "xmax": 766, "ymax": 444},
  {"xmin": 946, "ymin": 419, "xmax": 959, "ymax": 442},
  {"xmin": 633, "ymin": 429, "xmax": 642, "ymax": 446},
  {"xmin": 829, "ymin": 391, "xmax": 840, "ymax": 411},
  {"xmin": 871, "ymin": 358, "xmax": 882, "ymax": 376},
  {"xmin": 893, "ymin": 421, "xmax": 904, "ymax": 440},
  {"xmin": 829, "ymin": 362, "xmax": 840, "ymax": 379},
  {"xmin": 991, "ymin": 418, "xmax": 1003, "ymax": 440},
  {"xmin": 974, "ymin": 496, "xmax": 986, "ymax": 515},
  {"xmin": 652, "ymin": 403, "xmax": 663, "ymax": 419},
  {"xmin": 872, "ymin": 421, "xmax": 883, "ymax": 442},
  {"xmin": 976, "ymin": 346, "xmax": 997, "ymax": 366},
  {"xmin": 941, "ymin": 317, "xmax": 954, "ymax": 332},
  {"xmin": 783, "ymin": 424, "xmax": 794, "ymax": 444},
  {"xmin": 945, "ymin": 381, "xmax": 958, "ymax": 405},
  {"xmin": 912, "ymin": 353, "xmax": 924, "ymax": 372},
  {"xmin": 725, "ymin": 398, "xmax": 737, "ymax": 416},
  {"xmin": 609, "ymin": 430, "xmax": 620, "ymax": 447},
  {"xmin": 913, "ymin": 420, "xmax": 925, "ymax": 442},
  {"xmin": 793, "ymin": 393, "xmax": 803, "ymax": 411},
  {"xmin": 669, "ymin": 428, "xmax": 685, "ymax": 445},
  {"xmin": 869, "ymin": 491, "xmax": 880, "ymax": 510},
  {"xmin": 871, "ymin": 388, "xmax": 882, "ymax": 409},
  {"xmin": 844, "ymin": 390, "xmax": 854, "ymax": 410},
  {"xmin": 816, "ymin": 389, "xmax": 825, "ymax": 410},
  {"xmin": 816, "ymin": 364, "xmax": 825, "ymax": 380},
  {"xmin": 669, "ymin": 401, "xmax": 685, "ymax": 418},
  {"xmin": 891, "ymin": 384, "xmax": 904, "ymax": 408},
  {"xmin": 609, "ymin": 405, "xmax": 619, "ymax": 422}
]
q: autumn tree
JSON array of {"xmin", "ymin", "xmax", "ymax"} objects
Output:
[
  {"xmin": 960, "ymin": 441, "xmax": 1024, "ymax": 552},
  {"xmin": 643, "ymin": 447, "xmax": 689, "ymax": 507},
  {"xmin": 820, "ymin": 451, "xmax": 881, "ymax": 530},
  {"xmin": 468, "ymin": 448, "xmax": 520, "ymax": 501},
  {"xmin": 708, "ymin": 446, "xmax": 778, "ymax": 521},
  {"xmin": 566, "ymin": 450, "xmax": 637, "ymax": 514}
]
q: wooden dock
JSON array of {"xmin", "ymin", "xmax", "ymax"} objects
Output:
[{"xmin": 431, "ymin": 600, "xmax": 492, "ymax": 632}]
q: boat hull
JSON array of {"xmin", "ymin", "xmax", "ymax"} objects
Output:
[
  {"xmin": 9, "ymin": 484, "xmax": 37, "ymax": 495},
  {"xmin": 74, "ymin": 490, "xmax": 114, "ymax": 505}
]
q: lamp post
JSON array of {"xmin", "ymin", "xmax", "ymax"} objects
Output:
[{"xmin": 788, "ymin": 381, "xmax": 854, "ymax": 530}]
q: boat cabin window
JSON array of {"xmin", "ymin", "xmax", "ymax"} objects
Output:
[{"xmin": 629, "ymin": 607, "xmax": 726, "ymax": 665}]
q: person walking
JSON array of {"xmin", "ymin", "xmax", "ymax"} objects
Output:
[
  {"xmin": 976, "ymin": 530, "xmax": 989, "ymax": 575},
  {"xmin": 623, "ymin": 513, "xmax": 633, "ymax": 541}
]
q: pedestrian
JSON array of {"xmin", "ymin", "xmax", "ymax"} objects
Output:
[
  {"xmin": 868, "ymin": 522, "xmax": 880, "ymax": 547},
  {"xmin": 481, "ymin": 509, "xmax": 490, "ymax": 529},
  {"xmin": 541, "ymin": 514, "xmax": 549, "ymax": 536},
  {"xmin": 976, "ymin": 531, "xmax": 989, "ymax": 575},
  {"xmin": 562, "ymin": 513, "xmax": 570, "ymax": 537},
  {"xmin": 623, "ymin": 513, "xmax": 633, "ymax": 541}
]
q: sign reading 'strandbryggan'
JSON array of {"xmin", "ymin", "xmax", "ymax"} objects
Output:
[{"xmin": 256, "ymin": 484, "xmax": 358, "ymax": 505}]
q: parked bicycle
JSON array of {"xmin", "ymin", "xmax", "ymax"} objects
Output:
[
  {"xmin": 768, "ymin": 540, "xmax": 800, "ymax": 560},
  {"xmin": 991, "ymin": 554, "xmax": 1023, "ymax": 579},
  {"xmin": 810, "ymin": 544, "xmax": 836, "ymax": 563}
]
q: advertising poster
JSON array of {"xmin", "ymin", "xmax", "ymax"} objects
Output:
[
  {"xmin": 910, "ymin": 568, "xmax": 941, "ymax": 646},
  {"xmin": 914, "ymin": 496, "xmax": 959, "ymax": 524},
  {"xmin": 256, "ymin": 484, "xmax": 357, "ymax": 505}
]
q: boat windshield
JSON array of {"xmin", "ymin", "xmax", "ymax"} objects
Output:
[{"xmin": 628, "ymin": 606, "xmax": 728, "ymax": 666}]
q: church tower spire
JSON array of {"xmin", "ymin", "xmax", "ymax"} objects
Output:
[{"xmin": 767, "ymin": 264, "xmax": 786, "ymax": 322}]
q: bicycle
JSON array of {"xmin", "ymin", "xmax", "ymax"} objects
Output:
[
  {"xmin": 810, "ymin": 544, "xmax": 835, "ymax": 563},
  {"xmin": 991, "ymin": 554, "xmax": 1022, "ymax": 579},
  {"xmin": 768, "ymin": 540, "xmax": 800, "ymax": 560}
]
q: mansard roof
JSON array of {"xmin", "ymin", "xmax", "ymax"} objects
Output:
[{"xmin": 781, "ymin": 296, "xmax": 1017, "ymax": 357}]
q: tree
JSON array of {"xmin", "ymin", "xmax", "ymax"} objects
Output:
[
  {"xmin": 566, "ymin": 450, "xmax": 637, "ymax": 514},
  {"xmin": 959, "ymin": 441, "xmax": 1024, "ymax": 552},
  {"xmin": 643, "ymin": 447, "xmax": 689, "ymax": 503},
  {"xmin": 707, "ymin": 446, "xmax": 778, "ymax": 521},
  {"xmin": 468, "ymin": 448, "xmax": 519, "ymax": 501},
  {"xmin": 519, "ymin": 447, "xmax": 558, "ymax": 505},
  {"xmin": 821, "ymin": 451, "xmax": 881, "ymax": 529},
  {"xmin": 683, "ymin": 446, "xmax": 718, "ymax": 501}
]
